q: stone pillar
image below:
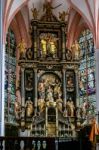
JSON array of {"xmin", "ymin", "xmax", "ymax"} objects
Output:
[
  {"xmin": 21, "ymin": 68, "xmax": 25, "ymax": 106},
  {"xmin": 96, "ymin": 143, "xmax": 99, "ymax": 150},
  {"xmin": 62, "ymin": 68, "xmax": 66, "ymax": 107},
  {"xmin": 95, "ymin": 50, "xmax": 99, "ymax": 122},
  {"xmin": 34, "ymin": 68, "xmax": 37, "ymax": 115},
  {"xmin": 61, "ymin": 24, "xmax": 66, "ymax": 60},
  {"xmin": 0, "ymin": 0, "xmax": 5, "ymax": 136}
]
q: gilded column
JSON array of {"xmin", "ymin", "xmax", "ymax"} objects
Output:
[
  {"xmin": 33, "ymin": 25, "xmax": 37, "ymax": 59},
  {"xmin": 61, "ymin": 24, "xmax": 66, "ymax": 60},
  {"xmin": 21, "ymin": 67, "xmax": 25, "ymax": 106},
  {"xmin": 62, "ymin": 68, "xmax": 66, "ymax": 107},
  {"xmin": 75, "ymin": 68, "xmax": 80, "ymax": 107},
  {"xmin": 45, "ymin": 106, "xmax": 48, "ymax": 137},
  {"xmin": 56, "ymin": 107, "xmax": 58, "ymax": 136},
  {"xmin": 34, "ymin": 68, "xmax": 37, "ymax": 115}
]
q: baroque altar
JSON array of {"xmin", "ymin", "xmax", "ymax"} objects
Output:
[{"xmin": 16, "ymin": 1, "xmax": 80, "ymax": 138}]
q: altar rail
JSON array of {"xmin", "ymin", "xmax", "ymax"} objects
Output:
[
  {"xmin": 0, "ymin": 137, "xmax": 79, "ymax": 150},
  {"xmin": 0, "ymin": 136, "xmax": 92, "ymax": 150}
]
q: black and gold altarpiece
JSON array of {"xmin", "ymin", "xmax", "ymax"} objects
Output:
[{"xmin": 17, "ymin": 2, "xmax": 79, "ymax": 138}]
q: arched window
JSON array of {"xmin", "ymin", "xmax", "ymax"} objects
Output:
[
  {"xmin": 5, "ymin": 28, "xmax": 17, "ymax": 125},
  {"xmin": 78, "ymin": 29, "xmax": 96, "ymax": 116}
]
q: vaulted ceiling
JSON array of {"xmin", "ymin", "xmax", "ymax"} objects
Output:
[{"xmin": 3, "ymin": 0, "xmax": 99, "ymax": 48}]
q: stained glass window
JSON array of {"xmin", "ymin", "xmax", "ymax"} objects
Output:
[
  {"xmin": 5, "ymin": 28, "xmax": 16, "ymax": 124},
  {"xmin": 78, "ymin": 29, "xmax": 96, "ymax": 116}
]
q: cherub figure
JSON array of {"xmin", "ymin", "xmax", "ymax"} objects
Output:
[{"xmin": 17, "ymin": 39, "xmax": 26, "ymax": 59}]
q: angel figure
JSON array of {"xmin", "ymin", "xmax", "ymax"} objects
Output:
[
  {"xmin": 31, "ymin": 6, "xmax": 39, "ymax": 20},
  {"xmin": 59, "ymin": 11, "xmax": 69, "ymax": 21},
  {"xmin": 17, "ymin": 39, "xmax": 26, "ymax": 59}
]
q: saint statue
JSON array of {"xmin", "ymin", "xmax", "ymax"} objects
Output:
[
  {"xmin": 25, "ymin": 73, "xmax": 33, "ymax": 91},
  {"xmin": 43, "ymin": 1, "xmax": 53, "ymax": 18},
  {"xmin": 14, "ymin": 101, "xmax": 21, "ymax": 120},
  {"xmin": 40, "ymin": 38, "xmax": 47, "ymax": 57},
  {"xmin": 46, "ymin": 85, "xmax": 54, "ymax": 102},
  {"xmin": 25, "ymin": 97, "xmax": 34, "ymax": 117},
  {"xmin": 66, "ymin": 100, "xmax": 75, "ymax": 117},
  {"xmin": 43, "ymin": 1, "xmax": 62, "ymax": 21},
  {"xmin": 38, "ymin": 99, "xmax": 45, "ymax": 113},
  {"xmin": 71, "ymin": 40, "xmax": 80, "ymax": 60},
  {"xmin": 17, "ymin": 39, "xmax": 26, "ymax": 59}
]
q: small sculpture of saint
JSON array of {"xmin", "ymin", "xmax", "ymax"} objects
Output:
[
  {"xmin": 31, "ymin": 5, "xmax": 39, "ymax": 20},
  {"xmin": 38, "ymin": 99, "xmax": 45, "ymax": 113},
  {"xmin": 25, "ymin": 97, "xmax": 34, "ymax": 117},
  {"xmin": 56, "ymin": 94, "xmax": 63, "ymax": 112},
  {"xmin": 66, "ymin": 49, "xmax": 73, "ymax": 61},
  {"xmin": 46, "ymin": 85, "xmax": 54, "ymax": 102},
  {"xmin": 47, "ymin": 34, "xmax": 58, "ymax": 58},
  {"xmin": 43, "ymin": 1, "xmax": 53, "ymax": 20},
  {"xmin": 43, "ymin": 1, "xmax": 62, "ymax": 21},
  {"xmin": 40, "ymin": 37, "xmax": 47, "ymax": 57},
  {"xmin": 71, "ymin": 40, "xmax": 80, "ymax": 60},
  {"xmin": 69, "ymin": 101, "xmax": 75, "ymax": 117},
  {"xmin": 14, "ymin": 100, "xmax": 21, "ymax": 120},
  {"xmin": 38, "ymin": 79, "xmax": 45, "ymax": 100},
  {"xmin": 66, "ymin": 100, "xmax": 75, "ymax": 117},
  {"xmin": 25, "ymin": 73, "xmax": 33, "ymax": 91},
  {"xmin": 67, "ymin": 76, "xmax": 74, "ymax": 87},
  {"xmin": 17, "ymin": 39, "xmax": 26, "ymax": 59}
]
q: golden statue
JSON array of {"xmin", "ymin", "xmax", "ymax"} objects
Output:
[
  {"xmin": 38, "ymin": 99, "xmax": 45, "ymax": 113},
  {"xmin": 17, "ymin": 39, "xmax": 26, "ymax": 59},
  {"xmin": 43, "ymin": 1, "xmax": 62, "ymax": 20},
  {"xmin": 43, "ymin": 1, "xmax": 53, "ymax": 17},
  {"xmin": 14, "ymin": 101, "xmax": 21, "ymax": 120},
  {"xmin": 47, "ymin": 35, "xmax": 58, "ymax": 56},
  {"xmin": 25, "ymin": 97, "xmax": 34, "ymax": 117},
  {"xmin": 40, "ymin": 38, "xmax": 47, "ymax": 57},
  {"xmin": 66, "ymin": 100, "xmax": 75, "ymax": 117},
  {"xmin": 71, "ymin": 40, "xmax": 80, "ymax": 60},
  {"xmin": 31, "ymin": 5, "xmax": 39, "ymax": 20},
  {"xmin": 59, "ymin": 11, "xmax": 69, "ymax": 21}
]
